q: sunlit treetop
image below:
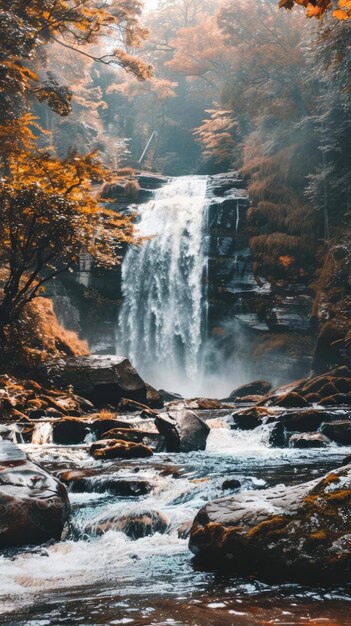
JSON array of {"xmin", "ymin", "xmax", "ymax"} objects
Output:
[{"xmin": 279, "ymin": 0, "xmax": 351, "ymax": 20}]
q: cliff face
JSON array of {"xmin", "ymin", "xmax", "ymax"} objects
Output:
[
  {"xmin": 48, "ymin": 172, "xmax": 342, "ymax": 387},
  {"xmin": 206, "ymin": 174, "xmax": 315, "ymax": 385}
]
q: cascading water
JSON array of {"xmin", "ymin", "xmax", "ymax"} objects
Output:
[{"xmin": 117, "ymin": 176, "xmax": 209, "ymax": 396}]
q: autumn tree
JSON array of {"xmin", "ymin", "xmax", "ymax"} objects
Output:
[{"xmin": 0, "ymin": 2, "xmax": 151, "ymax": 361}]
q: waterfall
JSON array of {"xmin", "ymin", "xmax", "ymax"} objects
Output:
[{"xmin": 117, "ymin": 176, "xmax": 209, "ymax": 396}]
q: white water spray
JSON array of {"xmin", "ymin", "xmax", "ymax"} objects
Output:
[{"xmin": 117, "ymin": 176, "xmax": 209, "ymax": 396}]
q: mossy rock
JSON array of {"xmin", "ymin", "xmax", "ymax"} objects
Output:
[{"xmin": 189, "ymin": 464, "xmax": 351, "ymax": 581}]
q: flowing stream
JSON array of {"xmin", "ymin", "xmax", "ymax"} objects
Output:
[
  {"xmin": 117, "ymin": 176, "xmax": 209, "ymax": 397},
  {"xmin": 1, "ymin": 416, "xmax": 351, "ymax": 625}
]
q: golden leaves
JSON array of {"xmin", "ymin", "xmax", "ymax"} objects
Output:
[{"xmin": 279, "ymin": 0, "xmax": 350, "ymax": 19}]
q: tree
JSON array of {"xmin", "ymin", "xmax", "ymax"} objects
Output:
[
  {"xmin": 0, "ymin": 2, "xmax": 151, "ymax": 359},
  {"xmin": 0, "ymin": 147, "xmax": 135, "ymax": 332},
  {"xmin": 279, "ymin": 0, "xmax": 351, "ymax": 20}
]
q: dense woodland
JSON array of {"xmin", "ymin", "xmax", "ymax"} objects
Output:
[{"xmin": 0, "ymin": 0, "xmax": 350, "ymax": 374}]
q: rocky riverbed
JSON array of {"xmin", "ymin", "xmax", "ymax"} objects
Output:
[{"xmin": 1, "ymin": 358, "xmax": 351, "ymax": 624}]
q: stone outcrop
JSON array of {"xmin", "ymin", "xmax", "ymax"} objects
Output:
[
  {"xmin": 0, "ymin": 442, "xmax": 69, "ymax": 548},
  {"xmin": 189, "ymin": 464, "xmax": 351, "ymax": 581},
  {"xmin": 155, "ymin": 410, "xmax": 210, "ymax": 453},
  {"xmin": 40, "ymin": 355, "xmax": 159, "ymax": 407}
]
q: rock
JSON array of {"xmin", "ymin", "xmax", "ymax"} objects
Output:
[
  {"xmin": 319, "ymin": 393, "xmax": 351, "ymax": 406},
  {"xmin": 145, "ymin": 384, "xmax": 164, "ymax": 409},
  {"xmin": 268, "ymin": 422, "xmax": 286, "ymax": 447},
  {"xmin": 137, "ymin": 173, "xmax": 168, "ymax": 189},
  {"xmin": 186, "ymin": 398, "xmax": 223, "ymax": 410},
  {"xmin": 90, "ymin": 439, "xmax": 153, "ymax": 460},
  {"xmin": 58, "ymin": 469, "xmax": 152, "ymax": 496},
  {"xmin": 159, "ymin": 389, "xmax": 183, "ymax": 402},
  {"xmin": 278, "ymin": 410, "xmax": 330, "ymax": 433},
  {"xmin": 274, "ymin": 392, "xmax": 310, "ymax": 408},
  {"xmin": 52, "ymin": 417, "xmax": 89, "ymax": 445},
  {"xmin": 232, "ymin": 411, "xmax": 262, "ymax": 430},
  {"xmin": 100, "ymin": 428, "xmax": 163, "ymax": 451},
  {"xmin": 320, "ymin": 420, "xmax": 351, "ymax": 445},
  {"xmin": 233, "ymin": 395, "xmax": 266, "ymax": 404},
  {"xmin": 189, "ymin": 464, "xmax": 351, "ymax": 581},
  {"xmin": 0, "ymin": 442, "xmax": 69, "ymax": 548},
  {"xmin": 86, "ymin": 508, "xmax": 169, "ymax": 539},
  {"xmin": 317, "ymin": 382, "xmax": 339, "ymax": 399},
  {"xmin": 222, "ymin": 478, "xmax": 241, "ymax": 491},
  {"xmin": 178, "ymin": 521, "xmax": 192, "ymax": 539},
  {"xmin": 155, "ymin": 410, "xmax": 210, "ymax": 453},
  {"xmin": 39, "ymin": 355, "xmax": 156, "ymax": 407},
  {"xmin": 225, "ymin": 380, "xmax": 272, "ymax": 400},
  {"xmin": 91, "ymin": 417, "xmax": 132, "ymax": 439},
  {"xmin": 288, "ymin": 433, "xmax": 330, "ymax": 449},
  {"xmin": 118, "ymin": 397, "xmax": 157, "ymax": 416}
]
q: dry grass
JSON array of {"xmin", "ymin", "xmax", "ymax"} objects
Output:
[{"xmin": 11, "ymin": 297, "xmax": 90, "ymax": 367}]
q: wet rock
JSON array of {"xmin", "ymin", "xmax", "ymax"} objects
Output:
[
  {"xmin": 189, "ymin": 464, "xmax": 351, "ymax": 581},
  {"xmin": 159, "ymin": 389, "xmax": 183, "ymax": 402},
  {"xmin": 145, "ymin": 384, "xmax": 164, "ymax": 409},
  {"xmin": 178, "ymin": 520, "xmax": 192, "ymax": 539},
  {"xmin": 268, "ymin": 422, "xmax": 286, "ymax": 447},
  {"xmin": 222, "ymin": 478, "xmax": 241, "ymax": 491},
  {"xmin": 186, "ymin": 398, "xmax": 223, "ymax": 410},
  {"xmin": 40, "ymin": 355, "xmax": 155, "ymax": 407},
  {"xmin": 278, "ymin": 410, "xmax": 330, "ymax": 433},
  {"xmin": 233, "ymin": 395, "xmax": 266, "ymax": 404},
  {"xmin": 100, "ymin": 428, "xmax": 163, "ymax": 451},
  {"xmin": 320, "ymin": 420, "xmax": 351, "ymax": 445},
  {"xmin": 91, "ymin": 418, "xmax": 132, "ymax": 439},
  {"xmin": 52, "ymin": 417, "xmax": 89, "ymax": 445},
  {"xmin": 137, "ymin": 173, "xmax": 168, "ymax": 189},
  {"xmin": 118, "ymin": 397, "xmax": 157, "ymax": 416},
  {"xmin": 0, "ymin": 442, "xmax": 69, "ymax": 548},
  {"xmin": 319, "ymin": 394, "xmax": 351, "ymax": 407},
  {"xmin": 288, "ymin": 433, "xmax": 330, "ymax": 449},
  {"xmin": 155, "ymin": 410, "xmax": 210, "ymax": 453},
  {"xmin": 90, "ymin": 439, "xmax": 153, "ymax": 460},
  {"xmin": 58, "ymin": 469, "xmax": 152, "ymax": 496},
  {"xmin": 86, "ymin": 508, "xmax": 169, "ymax": 539},
  {"xmin": 274, "ymin": 392, "xmax": 310, "ymax": 408},
  {"xmin": 225, "ymin": 380, "xmax": 271, "ymax": 400},
  {"xmin": 232, "ymin": 411, "xmax": 262, "ymax": 430}
]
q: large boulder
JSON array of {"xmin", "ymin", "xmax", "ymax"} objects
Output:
[
  {"xmin": 189, "ymin": 464, "xmax": 351, "ymax": 581},
  {"xmin": 0, "ymin": 442, "xmax": 69, "ymax": 548},
  {"xmin": 273, "ymin": 392, "xmax": 310, "ymax": 408},
  {"xmin": 39, "ymin": 355, "xmax": 158, "ymax": 407},
  {"xmin": 52, "ymin": 417, "xmax": 89, "ymax": 445},
  {"xmin": 276, "ymin": 410, "xmax": 331, "ymax": 433},
  {"xmin": 225, "ymin": 380, "xmax": 271, "ymax": 401},
  {"xmin": 155, "ymin": 410, "xmax": 210, "ymax": 453},
  {"xmin": 320, "ymin": 420, "xmax": 351, "ymax": 445}
]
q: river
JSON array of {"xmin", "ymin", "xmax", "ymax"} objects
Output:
[{"xmin": 1, "ymin": 415, "xmax": 351, "ymax": 625}]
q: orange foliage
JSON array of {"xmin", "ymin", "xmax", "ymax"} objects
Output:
[{"xmin": 279, "ymin": 0, "xmax": 351, "ymax": 19}]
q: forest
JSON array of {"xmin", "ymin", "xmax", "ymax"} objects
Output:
[{"xmin": 0, "ymin": 1, "xmax": 351, "ymax": 625}]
